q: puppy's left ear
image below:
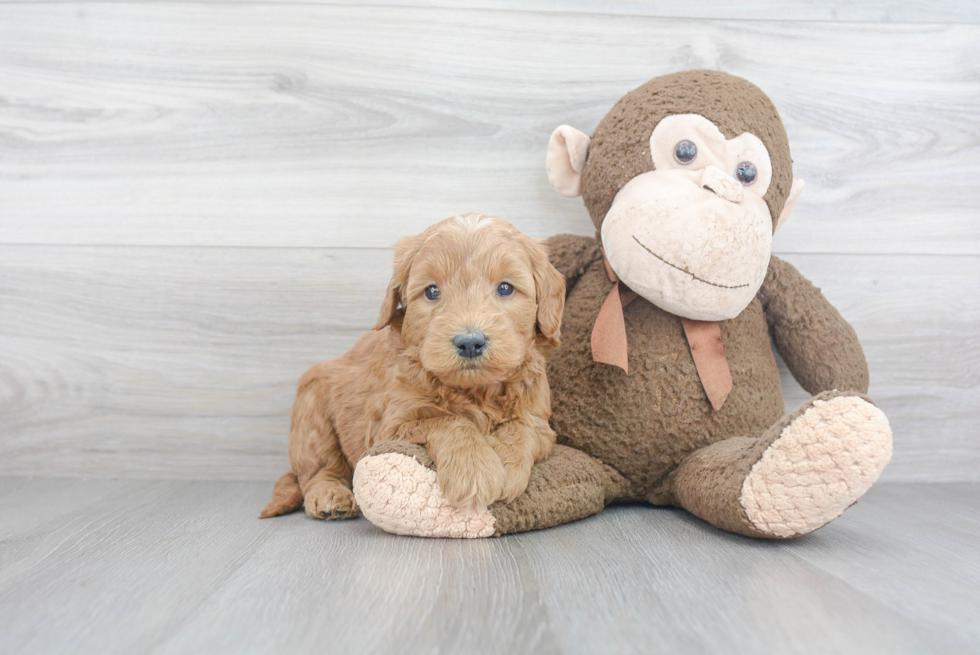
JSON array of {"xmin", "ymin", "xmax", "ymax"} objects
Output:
[
  {"xmin": 376, "ymin": 234, "xmax": 423, "ymax": 330},
  {"xmin": 524, "ymin": 238, "xmax": 566, "ymax": 350}
]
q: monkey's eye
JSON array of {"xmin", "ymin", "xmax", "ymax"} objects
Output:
[
  {"xmin": 496, "ymin": 282, "xmax": 514, "ymax": 297},
  {"xmin": 736, "ymin": 161, "xmax": 757, "ymax": 186},
  {"xmin": 673, "ymin": 140, "xmax": 698, "ymax": 165},
  {"xmin": 424, "ymin": 284, "xmax": 440, "ymax": 301}
]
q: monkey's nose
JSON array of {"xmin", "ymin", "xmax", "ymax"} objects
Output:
[
  {"xmin": 453, "ymin": 330, "xmax": 487, "ymax": 359},
  {"xmin": 700, "ymin": 165, "xmax": 743, "ymax": 203}
]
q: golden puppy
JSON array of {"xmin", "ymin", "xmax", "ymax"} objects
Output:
[{"xmin": 261, "ymin": 213, "xmax": 565, "ymax": 520}]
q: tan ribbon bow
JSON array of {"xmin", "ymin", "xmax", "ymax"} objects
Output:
[{"xmin": 591, "ymin": 249, "xmax": 733, "ymax": 411}]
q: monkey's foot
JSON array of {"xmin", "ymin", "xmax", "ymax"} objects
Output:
[
  {"xmin": 354, "ymin": 442, "xmax": 625, "ymax": 538},
  {"xmin": 352, "ymin": 442, "xmax": 496, "ymax": 539},
  {"xmin": 741, "ymin": 392, "xmax": 892, "ymax": 538}
]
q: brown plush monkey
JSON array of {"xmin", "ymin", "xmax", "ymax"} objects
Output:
[{"xmin": 353, "ymin": 70, "xmax": 892, "ymax": 539}]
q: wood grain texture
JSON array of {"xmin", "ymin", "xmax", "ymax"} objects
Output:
[
  {"xmin": 0, "ymin": 5, "xmax": 978, "ymax": 254},
  {"xmin": 787, "ymin": 483, "xmax": 980, "ymax": 649},
  {"xmin": 0, "ymin": 5, "xmax": 975, "ymax": 484},
  {"xmin": 0, "ymin": 246, "xmax": 386, "ymax": 480},
  {"xmin": 1, "ymin": 245, "xmax": 977, "ymax": 482},
  {"xmin": 4, "ymin": 1, "xmax": 979, "ymax": 24},
  {"xmin": 0, "ymin": 478, "xmax": 976, "ymax": 654}
]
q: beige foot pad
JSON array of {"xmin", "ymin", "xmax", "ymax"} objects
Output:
[
  {"xmin": 741, "ymin": 395, "xmax": 892, "ymax": 538},
  {"xmin": 353, "ymin": 452, "xmax": 496, "ymax": 538}
]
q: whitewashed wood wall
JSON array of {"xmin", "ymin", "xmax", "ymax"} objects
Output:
[{"xmin": 1, "ymin": 2, "xmax": 977, "ymax": 482}]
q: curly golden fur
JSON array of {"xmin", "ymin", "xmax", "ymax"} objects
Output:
[{"xmin": 260, "ymin": 214, "xmax": 565, "ymax": 520}]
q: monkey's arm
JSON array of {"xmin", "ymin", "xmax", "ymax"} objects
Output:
[
  {"xmin": 759, "ymin": 256, "xmax": 869, "ymax": 395},
  {"xmin": 544, "ymin": 234, "xmax": 602, "ymax": 294}
]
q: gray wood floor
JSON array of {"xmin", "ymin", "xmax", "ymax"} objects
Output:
[{"xmin": 1, "ymin": 478, "xmax": 976, "ymax": 654}]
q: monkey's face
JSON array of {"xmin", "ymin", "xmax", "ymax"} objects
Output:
[
  {"xmin": 545, "ymin": 71, "xmax": 804, "ymax": 322},
  {"xmin": 600, "ymin": 114, "xmax": 775, "ymax": 321}
]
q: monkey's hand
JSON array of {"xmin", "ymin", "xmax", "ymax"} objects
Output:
[
  {"xmin": 760, "ymin": 255, "xmax": 869, "ymax": 395},
  {"xmin": 545, "ymin": 234, "xmax": 602, "ymax": 287}
]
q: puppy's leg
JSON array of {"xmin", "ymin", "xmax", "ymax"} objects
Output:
[
  {"xmin": 486, "ymin": 415, "xmax": 556, "ymax": 504},
  {"xmin": 425, "ymin": 416, "xmax": 505, "ymax": 514},
  {"xmin": 289, "ymin": 377, "xmax": 359, "ymax": 520}
]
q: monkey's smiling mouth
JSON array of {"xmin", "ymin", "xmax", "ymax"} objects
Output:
[{"xmin": 631, "ymin": 236, "xmax": 750, "ymax": 290}]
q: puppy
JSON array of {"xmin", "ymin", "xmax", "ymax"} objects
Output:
[{"xmin": 260, "ymin": 213, "xmax": 565, "ymax": 520}]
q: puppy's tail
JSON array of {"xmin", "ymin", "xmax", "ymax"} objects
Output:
[{"xmin": 259, "ymin": 472, "xmax": 304, "ymax": 518}]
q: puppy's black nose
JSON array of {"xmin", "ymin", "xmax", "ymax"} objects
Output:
[{"xmin": 453, "ymin": 331, "xmax": 487, "ymax": 359}]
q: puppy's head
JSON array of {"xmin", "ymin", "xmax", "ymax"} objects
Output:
[{"xmin": 376, "ymin": 213, "xmax": 565, "ymax": 388}]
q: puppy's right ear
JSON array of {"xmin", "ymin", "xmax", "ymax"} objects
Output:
[
  {"xmin": 376, "ymin": 234, "xmax": 423, "ymax": 330},
  {"xmin": 546, "ymin": 125, "xmax": 590, "ymax": 198},
  {"xmin": 522, "ymin": 237, "xmax": 566, "ymax": 351}
]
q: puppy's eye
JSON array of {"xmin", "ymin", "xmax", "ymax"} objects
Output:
[
  {"xmin": 424, "ymin": 284, "xmax": 440, "ymax": 301},
  {"xmin": 736, "ymin": 161, "xmax": 757, "ymax": 186},
  {"xmin": 673, "ymin": 140, "xmax": 698, "ymax": 165},
  {"xmin": 496, "ymin": 282, "xmax": 514, "ymax": 297}
]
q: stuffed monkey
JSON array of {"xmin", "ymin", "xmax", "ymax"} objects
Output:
[{"xmin": 352, "ymin": 70, "xmax": 892, "ymax": 539}]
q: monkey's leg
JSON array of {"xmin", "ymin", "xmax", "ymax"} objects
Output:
[
  {"xmin": 669, "ymin": 390, "xmax": 892, "ymax": 538},
  {"xmin": 352, "ymin": 441, "xmax": 629, "ymax": 538}
]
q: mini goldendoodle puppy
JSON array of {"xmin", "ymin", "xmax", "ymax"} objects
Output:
[{"xmin": 260, "ymin": 213, "xmax": 565, "ymax": 520}]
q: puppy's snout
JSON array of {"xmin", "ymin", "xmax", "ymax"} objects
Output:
[{"xmin": 453, "ymin": 330, "xmax": 487, "ymax": 359}]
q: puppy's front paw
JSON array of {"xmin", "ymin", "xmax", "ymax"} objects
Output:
[
  {"xmin": 437, "ymin": 443, "xmax": 505, "ymax": 514},
  {"xmin": 304, "ymin": 481, "xmax": 360, "ymax": 520},
  {"xmin": 497, "ymin": 461, "xmax": 533, "ymax": 505},
  {"xmin": 487, "ymin": 416, "xmax": 554, "ymax": 505}
]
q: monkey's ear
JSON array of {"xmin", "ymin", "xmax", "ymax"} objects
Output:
[
  {"xmin": 775, "ymin": 178, "xmax": 805, "ymax": 231},
  {"xmin": 375, "ymin": 234, "xmax": 423, "ymax": 330},
  {"xmin": 546, "ymin": 125, "xmax": 591, "ymax": 198}
]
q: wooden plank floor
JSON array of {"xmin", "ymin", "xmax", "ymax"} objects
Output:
[{"xmin": 0, "ymin": 479, "xmax": 976, "ymax": 654}]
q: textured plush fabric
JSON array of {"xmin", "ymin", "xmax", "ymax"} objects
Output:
[
  {"xmin": 353, "ymin": 442, "xmax": 626, "ymax": 537},
  {"xmin": 541, "ymin": 241, "xmax": 887, "ymax": 536},
  {"xmin": 548, "ymin": 237, "xmax": 788, "ymax": 504},
  {"xmin": 354, "ymin": 442, "xmax": 496, "ymax": 538},
  {"xmin": 546, "ymin": 125, "xmax": 591, "ymax": 197},
  {"xmin": 760, "ymin": 257, "xmax": 870, "ymax": 394},
  {"xmin": 581, "ymin": 70, "xmax": 793, "ymax": 232},
  {"xmin": 669, "ymin": 390, "xmax": 888, "ymax": 538},
  {"xmin": 351, "ymin": 70, "xmax": 891, "ymax": 540},
  {"xmin": 489, "ymin": 444, "xmax": 630, "ymax": 535},
  {"xmin": 545, "ymin": 232, "xmax": 602, "ymax": 280},
  {"xmin": 740, "ymin": 393, "xmax": 892, "ymax": 537},
  {"xmin": 533, "ymin": 72, "xmax": 888, "ymax": 535},
  {"xmin": 353, "ymin": 240, "xmax": 887, "ymax": 539},
  {"xmin": 359, "ymin": 439, "xmax": 438, "ymax": 471}
]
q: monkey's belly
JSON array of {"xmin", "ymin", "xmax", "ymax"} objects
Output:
[{"xmin": 547, "ymin": 265, "xmax": 785, "ymax": 500}]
